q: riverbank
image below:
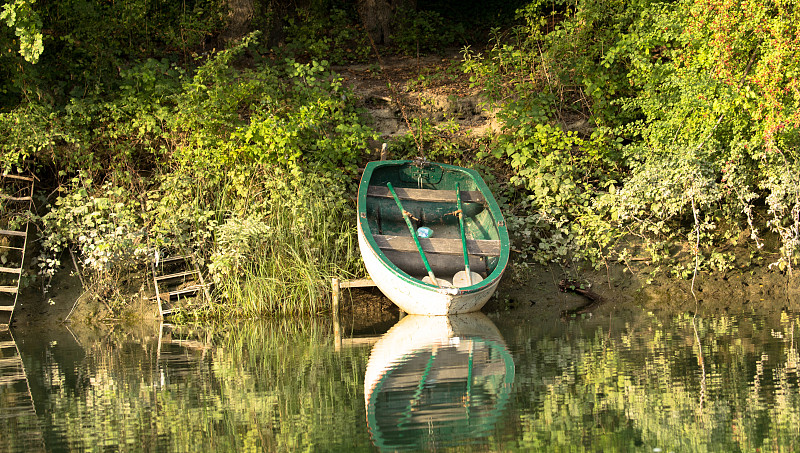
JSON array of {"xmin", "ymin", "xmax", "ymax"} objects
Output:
[
  {"xmin": 7, "ymin": 47, "xmax": 799, "ymax": 328},
  {"xmin": 11, "ymin": 248, "xmax": 798, "ymax": 332}
]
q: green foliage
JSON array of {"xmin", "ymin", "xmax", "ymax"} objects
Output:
[
  {"xmin": 1, "ymin": 0, "xmax": 42, "ymax": 62},
  {"xmin": 465, "ymin": 0, "xmax": 800, "ymax": 273},
  {"xmin": 2, "ymin": 0, "xmax": 225, "ymax": 105},
  {"xmin": 174, "ymin": 34, "xmax": 374, "ymax": 172},
  {"xmin": 391, "ymin": 7, "xmax": 464, "ymax": 55},
  {"xmin": 282, "ymin": 7, "xmax": 370, "ymax": 64},
  {"xmin": 36, "ymin": 174, "xmax": 151, "ymax": 310},
  {"xmin": 498, "ymin": 122, "xmax": 622, "ymax": 266},
  {"xmin": 41, "ymin": 176, "xmax": 147, "ymax": 276},
  {"xmin": 389, "ymin": 116, "xmax": 464, "ymax": 162},
  {"xmin": 16, "ymin": 30, "xmax": 374, "ymax": 316},
  {"xmin": 0, "ymin": 0, "xmax": 383, "ymax": 318},
  {"xmin": 0, "ymin": 103, "xmax": 55, "ymax": 172}
]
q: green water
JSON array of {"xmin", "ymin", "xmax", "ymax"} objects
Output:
[{"xmin": 1, "ymin": 306, "xmax": 799, "ymax": 452}]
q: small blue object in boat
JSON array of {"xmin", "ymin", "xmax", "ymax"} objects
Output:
[{"xmin": 417, "ymin": 227, "xmax": 433, "ymax": 238}]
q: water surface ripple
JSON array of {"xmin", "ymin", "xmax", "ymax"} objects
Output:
[{"xmin": 1, "ymin": 306, "xmax": 798, "ymax": 452}]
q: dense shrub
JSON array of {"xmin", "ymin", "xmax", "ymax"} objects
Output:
[
  {"xmin": 2, "ymin": 29, "xmax": 373, "ymax": 316},
  {"xmin": 465, "ymin": 0, "xmax": 799, "ymax": 273}
]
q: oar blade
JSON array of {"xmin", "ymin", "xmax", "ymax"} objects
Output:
[{"xmin": 452, "ymin": 271, "xmax": 483, "ymax": 288}]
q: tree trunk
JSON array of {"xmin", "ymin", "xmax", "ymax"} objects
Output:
[
  {"xmin": 222, "ymin": 0, "xmax": 255, "ymax": 45},
  {"xmin": 357, "ymin": 0, "xmax": 416, "ymax": 45}
]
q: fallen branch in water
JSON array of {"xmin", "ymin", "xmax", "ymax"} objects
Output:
[{"xmin": 559, "ymin": 279, "xmax": 605, "ymax": 317}]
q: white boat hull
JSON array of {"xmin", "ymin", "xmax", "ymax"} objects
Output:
[{"xmin": 358, "ymin": 220, "xmax": 500, "ymax": 315}]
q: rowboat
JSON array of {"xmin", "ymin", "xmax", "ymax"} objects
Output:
[
  {"xmin": 364, "ymin": 313, "xmax": 515, "ymax": 450},
  {"xmin": 357, "ymin": 160, "xmax": 509, "ymax": 315}
]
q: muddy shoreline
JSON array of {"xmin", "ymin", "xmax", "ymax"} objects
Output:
[{"xmin": 9, "ymin": 254, "xmax": 798, "ymax": 334}]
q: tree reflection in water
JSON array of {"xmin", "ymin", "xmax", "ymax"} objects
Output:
[{"xmin": 0, "ymin": 309, "xmax": 797, "ymax": 452}]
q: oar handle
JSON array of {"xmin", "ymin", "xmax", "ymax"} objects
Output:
[
  {"xmin": 456, "ymin": 183, "xmax": 472, "ymax": 285},
  {"xmin": 386, "ymin": 182, "xmax": 439, "ymax": 286}
]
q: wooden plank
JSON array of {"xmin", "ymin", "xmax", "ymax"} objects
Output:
[
  {"xmin": 341, "ymin": 336, "xmax": 382, "ymax": 347},
  {"xmin": 155, "ymin": 270, "xmax": 199, "ymax": 281},
  {"xmin": 153, "ymin": 285, "xmax": 207, "ymax": 300},
  {"xmin": 373, "ymin": 234, "xmax": 501, "ymax": 256},
  {"xmin": 367, "ymin": 186, "xmax": 486, "ymax": 204},
  {"xmin": 0, "ymin": 195, "xmax": 32, "ymax": 202},
  {"xmin": 0, "ymin": 287, "xmax": 17, "ymax": 295},
  {"xmin": 168, "ymin": 285, "xmax": 206, "ymax": 295},
  {"xmin": 340, "ymin": 278, "xmax": 376, "ymax": 288},
  {"xmin": 159, "ymin": 255, "xmax": 191, "ymax": 264},
  {"xmin": 0, "ymin": 407, "xmax": 37, "ymax": 419},
  {"xmin": 0, "ymin": 357, "xmax": 22, "ymax": 366},
  {"xmin": 0, "ymin": 374, "xmax": 27, "ymax": 386},
  {"xmin": 151, "ymin": 286, "xmax": 206, "ymax": 302},
  {"xmin": 0, "ymin": 340, "xmax": 17, "ymax": 348},
  {"xmin": 1, "ymin": 173, "xmax": 34, "ymax": 182},
  {"xmin": 0, "ymin": 229, "xmax": 26, "ymax": 237},
  {"xmin": 0, "ymin": 266, "xmax": 21, "ymax": 274}
]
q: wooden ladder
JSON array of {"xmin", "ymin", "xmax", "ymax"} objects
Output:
[
  {"xmin": 0, "ymin": 173, "xmax": 35, "ymax": 327},
  {"xmin": 152, "ymin": 253, "xmax": 211, "ymax": 317}
]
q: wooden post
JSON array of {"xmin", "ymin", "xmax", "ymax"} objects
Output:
[
  {"xmin": 331, "ymin": 278, "xmax": 342, "ymax": 351},
  {"xmin": 331, "ymin": 277, "xmax": 376, "ymax": 352},
  {"xmin": 331, "ymin": 277, "xmax": 340, "ymax": 318}
]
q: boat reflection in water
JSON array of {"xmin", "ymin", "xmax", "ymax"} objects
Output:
[{"xmin": 364, "ymin": 313, "xmax": 515, "ymax": 451}]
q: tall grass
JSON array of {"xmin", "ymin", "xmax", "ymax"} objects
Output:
[{"xmin": 205, "ymin": 166, "xmax": 363, "ymax": 318}]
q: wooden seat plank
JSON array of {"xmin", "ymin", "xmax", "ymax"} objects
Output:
[
  {"xmin": 367, "ymin": 186, "xmax": 486, "ymax": 204},
  {"xmin": 373, "ymin": 234, "xmax": 501, "ymax": 256},
  {"xmin": 0, "ymin": 267, "xmax": 21, "ymax": 274},
  {"xmin": 0, "ymin": 287, "xmax": 18, "ymax": 295},
  {"xmin": 341, "ymin": 336, "xmax": 382, "ymax": 347}
]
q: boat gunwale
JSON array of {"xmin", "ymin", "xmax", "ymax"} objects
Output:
[{"xmin": 357, "ymin": 160, "xmax": 510, "ymax": 295}]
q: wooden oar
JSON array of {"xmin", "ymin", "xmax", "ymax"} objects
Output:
[
  {"xmin": 452, "ymin": 184, "xmax": 483, "ymax": 288},
  {"xmin": 386, "ymin": 182, "xmax": 439, "ymax": 287},
  {"xmin": 456, "ymin": 183, "xmax": 472, "ymax": 286}
]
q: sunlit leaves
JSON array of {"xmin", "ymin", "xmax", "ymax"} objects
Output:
[{"xmin": 0, "ymin": 0, "xmax": 42, "ymax": 63}]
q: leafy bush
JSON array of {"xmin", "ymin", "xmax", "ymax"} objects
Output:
[
  {"xmin": 172, "ymin": 34, "xmax": 374, "ymax": 172},
  {"xmin": 282, "ymin": 7, "xmax": 370, "ymax": 64},
  {"xmin": 14, "ymin": 30, "xmax": 375, "ymax": 316},
  {"xmin": 465, "ymin": 0, "xmax": 800, "ymax": 273},
  {"xmin": 391, "ymin": 7, "xmax": 464, "ymax": 55}
]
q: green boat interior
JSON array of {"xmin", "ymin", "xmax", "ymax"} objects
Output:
[{"xmin": 364, "ymin": 161, "xmax": 502, "ymax": 281}]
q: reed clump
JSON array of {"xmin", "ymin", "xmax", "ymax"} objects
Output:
[{"xmin": 206, "ymin": 166, "xmax": 362, "ymax": 318}]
